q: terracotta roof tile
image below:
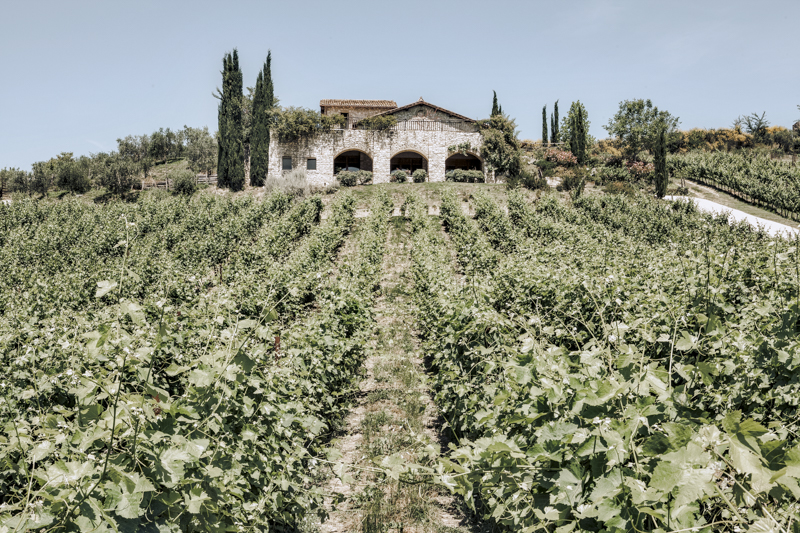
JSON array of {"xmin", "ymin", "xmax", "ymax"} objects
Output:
[{"xmin": 320, "ymin": 99, "xmax": 397, "ymax": 108}]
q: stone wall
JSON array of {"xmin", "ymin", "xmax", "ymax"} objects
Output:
[{"xmin": 268, "ymin": 128, "xmax": 483, "ymax": 185}]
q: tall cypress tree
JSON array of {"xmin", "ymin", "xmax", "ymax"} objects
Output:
[
  {"xmin": 491, "ymin": 91, "xmax": 499, "ymax": 116},
  {"xmin": 576, "ymin": 106, "xmax": 586, "ymax": 164},
  {"xmin": 228, "ymin": 49, "xmax": 245, "ymax": 191},
  {"xmin": 250, "ymin": 51, "xmax": 273, "ymax": 187},
  {"xmin": 217, "ymin": 53, "xmax": 231, "ymax": 188},
  {"xmin": 542, "ymin": 105, "xmax": 548, "ymax": 146},
  {"xmin": 654, "ymin": 123, "xmax": 668, "ymax": 198},
  {"xmin": 551, "ymin": 100, "xmax": 560, "ymax": 144}
]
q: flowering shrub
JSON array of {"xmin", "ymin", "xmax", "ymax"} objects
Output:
[
  {"xmin": 626, "ymin": 160, "xmax": 655, "ymax": 180},
  {"xmin": 544, "ymin": 149, "xmax": 578, "ymax": 166}
]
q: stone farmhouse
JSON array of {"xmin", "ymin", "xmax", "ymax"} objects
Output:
[{"xmin": 266, "ymin": 98, "xmax": 485, "ymax": 185}]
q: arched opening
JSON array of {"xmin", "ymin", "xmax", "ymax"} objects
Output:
[
  {"xmin": 390, "ymin": 151, "xmax": 428, "ymax": 173},
  {"xmin": 334, "ymin": 150, "xmax": 373, "ymax": 174},
  {"xmin": 445, "ymin": 153, "xmax": 482, "ymax": 172}
]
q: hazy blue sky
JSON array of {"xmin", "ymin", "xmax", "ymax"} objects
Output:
[{"xmin": 1, "ymin": 0, "xmax": 798, "ymax": 170}]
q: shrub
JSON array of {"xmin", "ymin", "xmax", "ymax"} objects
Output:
[
  {"xmin": 265, "ymin": 168, "xmax": 309, "ymax": 197},
  {"xmin": 171, "ymin": 169, "xmax": 197, "ymax": 195},
  {"xmin": 445, "ymin": 169, "xmax": 484, "ymax": 183},
  {"xmin": 337, "ymin": 171, "xmax": 358, "ymax": 187},
  {"xmin": 626, "ymin": 160, "xmax": 655, "ymax": 181},
  {"xmin": 354, "ymin": 115, "xmax": 397, "ymax": 130},
  {"xmin": 505, "ymin": 168, "xmax": 548, "ymax": 191},
  {"xmin": 272, "ymin": 107, "xmax": 346, "ymax": 143},
  {"xmin": 603, "ymin": 181, "xmax": 637, "ymax": 196},
  {"xmin": 412, "ymin": 169, "xmax": 427, "ymax": 183},
  {"xmin": 390, "ymin": 170, "xmax": 408, "ymax": 183},
  {"xmin": 544, "ymin": 149, "xmax": 578, "ymax": 166},
  {"xmin": 357, "ymin": 170, "xmax": 373, "ymax": 185},
  {"xmin": 597, "ymin": 165, "xmax": 632, "ymax": 184},
  {"xmin": 533, "ymin": 159, "xmax": 557, "ymax": 176},
  {"xmin": 558, "ymin": 168, "xmax": 587, "ymax": 192}
]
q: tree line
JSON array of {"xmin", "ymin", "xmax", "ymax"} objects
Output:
[{"xmin": 1, "ymin": 125, "xmax": 217, "ymax": 198}]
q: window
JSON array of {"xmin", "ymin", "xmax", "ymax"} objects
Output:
[
  {"xmin": 307, "ymin": 158, "xmax": 316, "ymax": 170},
  {"xmin": 282, "ymin": 156, "xmax": 292, "ymax": 171}
]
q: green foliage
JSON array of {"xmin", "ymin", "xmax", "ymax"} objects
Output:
[
  {"xmin": 562, "ymin": 101, "xmax": 592, "ymax": 163},
  {"xmin": 182, "ymin": 126, "xmax": 217, "ymax": 177},
  {"xmin": 273, "ymin": 107, "xmax": 346, "ymax": 143},
  {"xmin": 337, "ymin": 170, "xmax": 358, "ymax": 187},
  {"xmin": 217, "ymin": 49, "xmax": 245, "ymax": 191},
  {"xmin": 505, "ymin": 168, "xmax": 547, "ymax": 191},
  {"xmin": 447, "ymin": 142, "xmax": 474, "ymax": 155},
  {"xmin": 604, "ymin": 99, "xmax": 680, "ymax": 161},
  {"xmin": 171, "ymin": 169, "xmax": 197, "ymax": 195},
  {"xmin": 653, "ymin": 123, "xmax": 668, "ymax": 198},
  {"xmin": 597, "ymin": 165, "xmax": 632, "ymax": 184},
  {"xmin": 354, "ymin": 115, "xmax": 397, "ymax": 130},
  {"xmin": 0, "ymin": 190, "xmax": 392, "ymax": 531},
  {"xmin": 491, "ymin": 91, "xmax": 500, "ymax": 116},
  {"xmin": 737, "ymin": 111, "xmax": 770, "ymax": 142},
  {"xmin": 412, "ymin": 169, "xmax": 427, "ymax": 183},
  {"xmin": 541, "ymin": 105, "xmax": 548, "ymax": 145},
  {"xmin": 250, "ymin": 51, "xmax": 274, "ymax": 187},
  {"xmin": 558, "ymin": 169, "xmax": 587, "ymax": 194},
  {"xmin": 669, "ymin": 150, "xmax": 800, "ymax": 218},
  {"xmin": 390, "ymin": 170, "xmax": 407, "ymax": 183},
  {"xmin": 98, "ymin": 153, "xmax": 139, "ymax": 195},
  {"xmin": 411, "ymin": 191, "xmax": 800, "ymax": 533},
  {"xmin": 445, "ymin": 169, "xmax": 484, "ymax": 183},
  {"xmin": 550, "ymin": 99, "xmax": 559, "ymax": 144},
  {"xmin": 478, "ymin": 114, "xmax": 522, "ymax": 177}
]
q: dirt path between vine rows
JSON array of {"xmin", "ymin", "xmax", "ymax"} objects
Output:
[{"xmin": 318, "ymin": 216, "xmax": 480, "ymax": 533}]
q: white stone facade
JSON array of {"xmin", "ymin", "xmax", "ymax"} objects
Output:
[{"xmin": 267, "ymin": 101, "xmax": 484, "ymax": 185}]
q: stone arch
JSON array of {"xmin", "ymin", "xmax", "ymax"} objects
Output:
[
  {"xmin": 445, "ymin": 151, "xmax": 483, "ymax": 172},
  {"xmin": 390, "ymin": 149, "xmax": 429, "ymax": 174},
  {"xmin": 333, "ymin": 148, "xmax": 373, "ymax": 174}
]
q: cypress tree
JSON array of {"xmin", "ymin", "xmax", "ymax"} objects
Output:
[
  {"xmin": 217, "ymin": 53, "xmax": 231, "ymax": 188},
  {"xmin": 576, "ymin": 105, "xmax": 587, "ymax": 164},
  {"xmin": 228, "ymin": 49, "xmax": 245, "ymax": 191},
  {"xmin": 542, "ymin": 105, "xmax": 548, "ymax": 146},
  {"xmin": 551, "ymin": 100, "xmax": 560, "ymax": 143},
  {"xmin": 250, "ymin": 51, "xmax": 273, "ymax": 187},
  {"xmin": 570, "ymin": 113, "xmax": 578, "ymax": 160},
  {"xmin": 654, "ymin": 123, "xmax": 668, "ymax": 198},
  {"xmin": 491, "ymin": 91, "xmax": 499, "ymax": 116}
]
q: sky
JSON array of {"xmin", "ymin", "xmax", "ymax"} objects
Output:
[{"xmin": 1, "ymin": 0, "xmax": 798, "ymax": 170}]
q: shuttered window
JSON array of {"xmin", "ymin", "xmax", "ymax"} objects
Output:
[{"xmin": 282, "ymin": 156, "xmax": 292, "ymax": 171}]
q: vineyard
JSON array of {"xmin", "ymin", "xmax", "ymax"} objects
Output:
[
  {"xmin": 669, "ymin": 151, "xmax": 800, "ymax": 222},
  {"xmin": 1, "ymin": 185, "xmax": 799, "ymax": 532}
]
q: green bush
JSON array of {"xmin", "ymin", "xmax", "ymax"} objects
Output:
[
  {"xmin": 597, "ymin": 165, "xmax": 632, "ymax": 184},
  {"xmin": 603, "ymin": 180, "xmax": 638, "ymax": 196},
  {"xmin": 533, "ymin": 159, "xmax": 557, "ymax": 176},
  {"xmin": 390, "ymin": 170, "xmax": 407, "ymax": 183},
  {"xmin": 412, "ymin": 169, "xmax": 427, "ymax": 183},
  {"xmin": 445, "ymin": 169, "xmax": 484, "ymax": 183},
  {"xmin": 505, "ymin": 168, "xmax": 548, "ymax": 191},
  {"xmin": 337, "ymin": 171, "xmax": 358, "ymax": 187},
  {"xmin": 171, "ymin": 169, "xmax": 197, "ymax": 195},
  {"xmin": 357, "ymin": 170, "xmax": 373, "ymax": 185},
  {"xmin": 558, "ymin": 169, "xmax": 587, "ymax": 192}
]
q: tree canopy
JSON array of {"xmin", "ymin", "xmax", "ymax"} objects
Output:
[{"xmin": 603, "ymin": 99, "xmax": 679, "ymax": 160}]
